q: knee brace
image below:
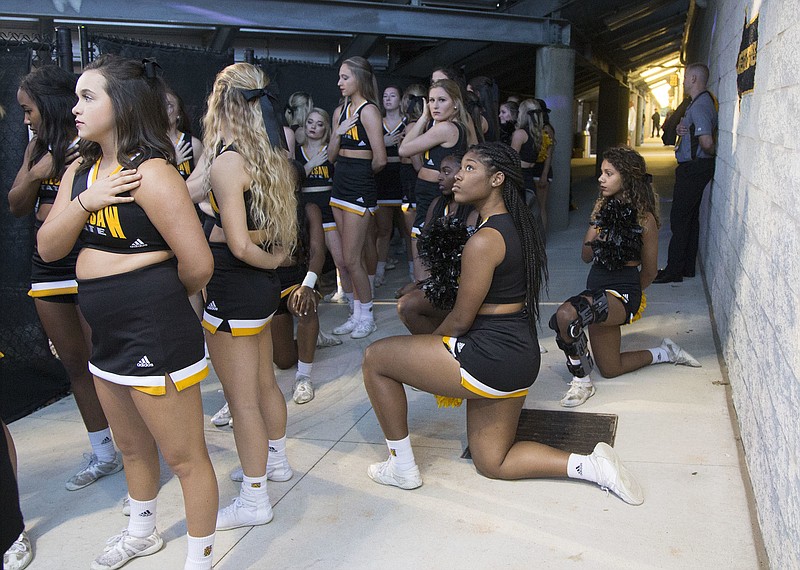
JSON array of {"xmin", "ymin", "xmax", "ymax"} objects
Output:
[{"xmin": 548, "ymin": 290, "xmax": 609, "ymax": 378}]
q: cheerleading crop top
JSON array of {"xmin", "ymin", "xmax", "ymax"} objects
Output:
[
  {"xmin": 422, "ymin": 122, "xmax": 466, "ymax": 171},
  {"xmin": 338, "ymin": 101, "xmax": 374, "ymax": 151},
  {"xmin": 175, "ymin": 132, "xmax": 195, "ymax": 180},
  {"xmin": 480, "ymin": 213, "xmax": 526, "ymax": 304},
  {"xmin": 208, "ymin": 144, "xmax": 258, "ymax": 230},
  {"xmin": 297, "ymin": 144, "xmax": 334, "ymax": 191},
  {"xmin": 37, "ymin": 177, "xmax": 60, "ymax": 206},
  {"xmin": 72, "ymin": 156, "xmax": 170, "ymax": 254},
  {"xmin": 383, "ymin": 118, "xmax": 406, "ymax": 159}
]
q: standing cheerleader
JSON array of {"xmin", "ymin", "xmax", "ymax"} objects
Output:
[
  {"xmin": 511, "ymin": 99, "xmax": 551, "ymax": 222},
  {"xmin": 165, "ymin": 87, "xmax": 203, "ymax": 182},
  {"xmin": 399, "ymin": 79, "xmax": 468, "ymax": 282},
  {"xmin": 550, "ymin": 147, "xmax": 700, "ymax": 408},
  {"xmin": 373, "ymin": 85, "xmax": 406, "ymax": 288},
  {"xmin": 362, "ymin": 143, "xmax": 643, "ymax": 506},
  {"xmin": 327, "ymin": 56, "xmax": 387, "ymax": 339},
  {"xmin": 8, "ymin": 65, "xmax": 121, "ymax": 492},
  {"xmin": 37, "ymin": 55, "xmax": 217, "ymax": 570},
  {"xmin": 200, "ymin": 63, "xmax": 298, "ymax": 530}
]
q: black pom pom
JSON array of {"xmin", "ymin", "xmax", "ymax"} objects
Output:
[
  {"xmin": 416, "ymin": 216, "xmax": 476, "ymax": 310},
  {"xmin": 586, "ymin": 199, "xmax": 643, "ymax": 271}
]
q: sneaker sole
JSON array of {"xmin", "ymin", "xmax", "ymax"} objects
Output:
[
  {"xmin": 210, "ymin": 418, "xmax": 232, "ymax": 427},
  {"xmin": 65, "ymin": 460, "xmax": 124, "ymax": 491},
  {"xmin": 90, "ymin": 535, "xmax": 164, "ymax": 570},
  {"xmin": 593, "ymin": 442, "xmax": 644, "ymax": 506}
]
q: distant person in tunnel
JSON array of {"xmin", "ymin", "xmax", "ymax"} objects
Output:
[{"xmin": 653, "ymin": 63, "xmax": 717, "ymax": 284}]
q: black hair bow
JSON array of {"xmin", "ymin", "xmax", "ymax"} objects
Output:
[
  {"xmin": 141, "ymin": 58, "xmax": 161, "ymax": 79},
  {"xmin": 239, "ymin": 87, "xmax": 288, "ymax": 151}
]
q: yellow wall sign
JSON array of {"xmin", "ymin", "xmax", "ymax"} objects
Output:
[{"xmin": 737, "ymin": 13, "xmax": 758, "ymax": 97}]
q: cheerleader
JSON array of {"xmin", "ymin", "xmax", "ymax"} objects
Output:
[
  {"xmin": 373, "ymin": 85, "xmax": 406, "ymax": 288},
  {"xmin": 8, "ymin": 65, "xmax": 121, "ymax": 493},
  {"xmin": 327, "ymin": 57, "xmax": 387, "ymax": 339},
  {"xmin": 165, "ymin": 87, "xmax": 203, "ymax": 181},
  {"xmin": 550, "ymin": 147, "xmax": 700, "ymax": 408},
  {"xmin": 399, "ymin": 79, "xmax": 468, "ymax": 282},
  {"xmin": 200, "ymin": 63, "xmax": 298, "ymax": 530},
  {"xmin": 37, "ymin": 55, "xmax": 217, "ymax": 570},
  {"xmin": 362, "ymin": 142, "xmax": 644, "ymax": 506}
]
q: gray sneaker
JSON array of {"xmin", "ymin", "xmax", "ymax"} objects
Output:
[
  {"xmin": 292, "ymin": 376, "xmax": 315, "ymax": 404},
  {"xmin": 66, "ymin": 453, "xmax": 123, "ymax": 491},
  {"xmin": 316, "ymin": 331, "xmax": 342, "ymax": 349},
  {"xmin": 661, "ymin": 338, "xmax": 701, "ymax": 367},
  {"xmin": 91, "ymin": 529, "xmax": 163, "ymax": 570}
]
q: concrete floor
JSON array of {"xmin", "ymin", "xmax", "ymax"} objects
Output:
[{"xmin": 7, "ymin": 140, "xmax": 767, "ymax": 569}]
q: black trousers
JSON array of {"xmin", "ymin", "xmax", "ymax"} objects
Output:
[
  {"xmin": 665, "ymin": 158, "xmax": 715, "ymax": 276},
  {"xmin": 1, "ymin": 423, "xmax": 24, "ymax": 557}
]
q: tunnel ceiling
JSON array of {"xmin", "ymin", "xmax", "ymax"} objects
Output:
[{"xmin": 1, "ymin": 0, "xmax": 690, "ymax": 98}]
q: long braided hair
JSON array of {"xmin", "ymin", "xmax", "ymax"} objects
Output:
[{"xmin": 469, "ymin": 142, "xmax": 548, "ymax": 333}]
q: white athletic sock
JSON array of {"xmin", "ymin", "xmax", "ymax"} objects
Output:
[
  {"xmin": 241, "ymin": 474, "xmax": 268, "ymax": 506},
  {"xmin": 268, "ymin": 436, "xmax": 286, "ymax": 461},
  {"xmin": 567, "ymin": 453, "xmax": 598, "ymax": 482},
  {"xmin": 570, "ymin": 374, "xmax": 592, "ymax": 385},
  {"xmin": 336, "ymin": 270, "xmax": 344, "ymax": 294},
  {"xmin": 361, "ymin": 301, "xmax": 374, "ymax": 323},
  {"xmin": 127, "ymin": 496, "xmax": 157, "ymax": 537},
  {"xmin": 648, "ymin": 347, "xmax": 670, "ymax": 364},
  {"xmin": 296, "ymin": 361, "xmax": 312, "ymax": 379},
  {"xmin": 185, "ymin": 532, "xmax": 215, "ymax": 570},
  {"xmin": 408, "ymin": 261, "xmax": 414, "ymax": 281},
  {"xmin": 345, "ymin": 292, "xmax": 354, "ymax": 313},
  {"xmin": 386, "ymin": 435, "xmax": 416, "ymax": 472},
  {"xmin": 353, "ymin": 300, "xmax": 363, "ymax": 321},
  {"xmin": 88, "ymin": 428, "xmax": 116, "ymax": 463},
  {"xmin": 376, "ymin": 261, "xmax": 386, "ymax": 278}
]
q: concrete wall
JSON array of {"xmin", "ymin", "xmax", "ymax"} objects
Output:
[{"xmin": 692, "ymin": 2, "xmax": 800, "ymax": 568}]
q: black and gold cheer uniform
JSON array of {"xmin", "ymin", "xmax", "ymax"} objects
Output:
[
  {"xmin": 330, "ymin": 100, "xmax": 378, "ymax": 215},
  {"xmin": 442, "ymin": 213, "xmax": 540, "ymax": 398},
  {"xmin": 73, "ymin": 155, "xmax": 208, "ymax": 395},
  {"xmin": 29, "ymin": 176, "xmax": 80, "ymax": 302},
  {"xmin": 297, "ymin": 143, "xmax": 337, "ymax": 232},
  {"xmin": 376, "ymin": 118, "xmax": 405, "ymax": 206},
  {"xmin": 412, "ymin": 121, "xmax": 467, "ymax": 236},
  {"xmin": 202, "ymin": 144, "xmax": 281, "ymax": 336},
  {"xmin": 518, "ymin": 131, "xmax": 553, "ymax": 192},
  {"xmin": 174, "ymin": 132, "xmax": 195, "ymax": 180}
]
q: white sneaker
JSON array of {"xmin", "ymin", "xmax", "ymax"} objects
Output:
[
  {"xmin": 90, "ymin": 529, "xmax": 163, "ymax": 570},
  {"xmin": 368, "ymin": 458, "xmax": 422, "ymax": 490},
  {"xmin": 589, "ymin": 442, "xmax": 644, "ymax": 505},
  {"xmin": 332, "ymin": 315, "xmax": 357, "ymax": 335},
  {"xmin": 350, "ymin": 319, "xmax": 377, "ymax": 339},
  {"xmin": 216, "ymin": 496, "xmax": 273, "ymax": 531},
  {"xmin": 539, "ymin": 342, "xmax": 548, "ymax": 354},
  {"xmin": 374, "ymin": 274, "xmax": 385, "ymax": 288},
  {"xmin": 3, "ymin": 532, "xmax": 33, "ymax": 570},
  {"xmin": 210, "ymin": 402, "xmax": 232, "ymax": 426},
  {"xmin": 292, "ymin": 376, "xmax": 315, "ymax": 404},
  {"xmin": 385, "ymin": 258, "xmax": 398, "ymax": 270},
  {"xmin": 316, "ymin": 331, "xmax": 342, "ymax": 348},
  {"xmin": 661, "ymin": 338, "xmax": 701, "ymax": 367},
  {"xmin": 323, "ymin": 291, "xmax": 347, "ymax": 304},
  {"xmin": 560, "ymin": 380, "xmax": 595, "ymax": 408},
  {"xmin": 66, "ymin": 452, "xmax": 123, "ymax": 491},
  {"xmin": 230, "ymin": 456, "xmax": 294, "ymax": 483},
  {"xmin": 121, "ymin": 497, "xmax": 130, "ymax": 516}
]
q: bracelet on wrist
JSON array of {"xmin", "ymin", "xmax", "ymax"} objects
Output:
[{"xmin": 76, "ymin": 194, "xmax": 91, "ymax": 213}]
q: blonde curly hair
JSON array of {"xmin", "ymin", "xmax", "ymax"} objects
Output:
[{"xmin": 203, "ymin": 63, "xmax": 297, "ymax": 251}]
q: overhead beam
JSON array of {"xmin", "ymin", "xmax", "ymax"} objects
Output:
[
  {"xmin": 1, "ymin": 0, "xmax": 570, "ymax": 46},
  {"xmin": 335, "ymin": 34, "xmax": 381, "ymax": 67},
  {"xmin": 209, "ymin": 26, "xmax": 237, "ymax": 53},
  {"xmin": 391, "ymin": 40, "xmax": 491, "ymax": 77}
]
